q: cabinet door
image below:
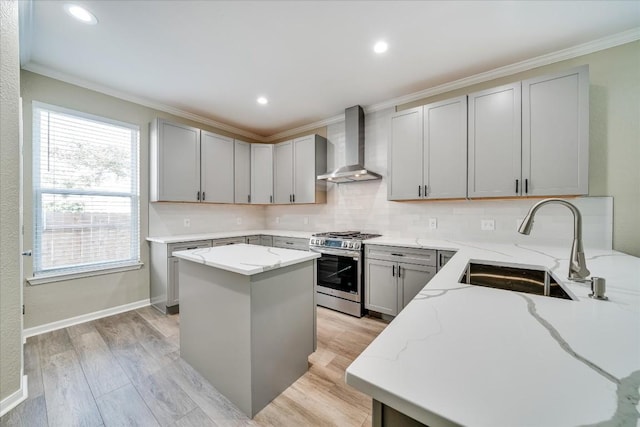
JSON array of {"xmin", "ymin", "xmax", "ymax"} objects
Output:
[
  {"xmin": 250, "ymin": 144, "xmax": 273, "ymax": 204},
  {"xmin": 468, "ymin": 83, "xmax": 522, "ymax": 198},
  {"xmin": 234, "ymin": 140, "xmax": 251, "ymax": 203},
  {"xmin": 293, "ymin": 135, "xmax": 316, "ymax": 204},
  {"xmin": 365, "ymin": 259, "xmax": 399, "ymax": 316},
  {"xmin": 260, "ymin": 235, "xmax": 273, "ymax": 247},
  {"xmin": 522, "ymin": 66, "xmax": 589, "ymax": 196},
  {"xmin": 424, "ymin": 96, "xmax": 467, "ymax": 199},
  {"xmin": 157, "ymin": 120, "xmax": 201, "ymax": 202},
  {"xmin": 201, "ymin": 131, "xmax": 234, "ymax": 203},
  {"xmin": 273, "ymin": 140, "xmax": 294, "ymax": 204},
  {"xmin": 246, "ymin": 236, "xmax": 261, "ymax": 245},
  {"xmin": 168, "ymin": 257, "xmax": 180, "ymax": 307},
  {"xmin": 389, "ymin": 107, "xmax": 424, "ymax": 200},
  {"xmin": 399, "ymin": 263, "xmax": 436, "ymax": 309}
]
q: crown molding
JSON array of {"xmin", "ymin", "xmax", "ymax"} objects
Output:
[
  {"xmin": 364, "ymin": 27, "xmax": 640, "ymax": 113},
  {"xmin": 20, "ymin": 62, "xmax": 266, "ymax": 142},
  {"xmin": 20, "ymin": 26, "xmax": 640, "ymax": 141}
]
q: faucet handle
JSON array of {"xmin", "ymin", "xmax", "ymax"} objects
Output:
[{"xmin": 589, "ymin": 277, "xmax": 608, "ymax": 300}]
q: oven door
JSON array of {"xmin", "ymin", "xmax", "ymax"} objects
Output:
[{"xmin": 312, "ymin": 248, "xmax": 362, "ymax": 302}]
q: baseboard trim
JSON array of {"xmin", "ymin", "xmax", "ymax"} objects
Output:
[
  {"xmin": 23, "ymin": 299, "xmax": 150, "ymax": 339},
  {"xmin": 0, "ymin": 375, "xmax": 28, "ymax": 418}
]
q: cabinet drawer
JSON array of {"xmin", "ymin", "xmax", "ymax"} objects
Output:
[
  {"xmin": 365, "ymin": 244, "xmax": 436, "ymax": 266},
  {"xmin": 211, "ymin": 237, "xmax": 245, "ymax": 247},
  {"xmin": 168, "ymin": 240, "xmax": 211, "ymax": 255},
  {"xmin": 272, "ymin": 236, "xmax": 309, "ymax": 251}
]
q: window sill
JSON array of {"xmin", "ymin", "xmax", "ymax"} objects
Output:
[{"xmin": 26, "ymin": 262, "xmax": 144, "ymax": 286}]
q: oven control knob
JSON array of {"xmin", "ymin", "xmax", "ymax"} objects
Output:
[
  {"xmin": 353, "ymin": 242, "xmax": 360, "ymax": 250},
  {"xmin": 320, "ymin": 239, "xmax": 325, "ymax": 245}
]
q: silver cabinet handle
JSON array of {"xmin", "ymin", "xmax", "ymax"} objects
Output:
[
  {"xmin": 398, "ymin": 266, "xmax": 402, "ymax": 277},
  {"xmin": 418, "ymin": 185, "xmax": 421, "ymax": 197},
  {"xmin": 392, "ymin": 265, "xmax": 395, "ymax": 276}
]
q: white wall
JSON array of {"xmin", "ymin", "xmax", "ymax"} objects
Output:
[
  {"xmin": 0, "ymin": 0, "xmax": 23, "ymax": 404},
  {"xmin": 265, "ymin": 108, "xmax": 613, "ymax": 250}
]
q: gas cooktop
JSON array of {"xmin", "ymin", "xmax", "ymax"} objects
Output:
[{"xmin": 312, "ymin": 231, "xmax": 382, "ymax": 240}]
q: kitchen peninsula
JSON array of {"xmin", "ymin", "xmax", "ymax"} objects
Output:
[{"xmin": 173, "ymin": 243, "xmax": 320, "ymax": 417}]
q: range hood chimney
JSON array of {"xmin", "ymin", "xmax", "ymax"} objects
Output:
[{"xmin": 317, "ymin": 105, "xmax": 382, "ymax": 183}]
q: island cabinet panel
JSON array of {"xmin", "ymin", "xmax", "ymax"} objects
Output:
[
  {"xmin": 178, "ymin": 258, "xmax": 315, "ymax": 418},
  {"xmin": 201, "ymin": 131, "xmax": 234, "ymax": 203},
  {"xmin": 522, "ymin": 65, "xmax": 589, "ymax": 196},
  {"xmin": 365, "ymin": 245, "xmax": 436, "ymax": 317},
  {"xmin": 468, "ymin": 82, "xmax": 522, "ymax": 198},
  {"xmin": 250, "ymin": 144, "xmax": 274, "ymax": 204},
  {"xmin": 150, "ymin": 119, "xmax": 201, "ymax": 202}
]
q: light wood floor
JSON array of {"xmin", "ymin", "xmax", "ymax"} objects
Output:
[{"xmin": 1, "ymin": 306, "xmax": 388, "ymax": 427}]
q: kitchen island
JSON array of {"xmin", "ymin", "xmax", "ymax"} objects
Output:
[
  {"xmin": 173, "ymin": 243, "xmax": 320, "ymax": 418},
  {"xmin": 347, "ymin": 238, "xmax": 640, "ymax": 427}
]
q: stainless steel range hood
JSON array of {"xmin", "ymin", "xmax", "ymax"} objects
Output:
[{"xmin": 317, "ymin": 105, "xmax": 382, "ymax": 183}]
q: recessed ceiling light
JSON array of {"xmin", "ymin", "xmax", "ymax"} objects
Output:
[
  {"xmin": 64, "ymin": 4, "xmax": 98, "ymax": 25},
  {"xmin": 257, "ymin": 97, "xmax": 268, "ymax": 105},
  {"xmin": 373, "ymin": 41, "xmax": 388, "ymax": 54}
]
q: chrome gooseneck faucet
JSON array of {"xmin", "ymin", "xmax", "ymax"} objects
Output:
[{"xmin": 518, "ymin": 198, "xmax": 590, "ymax": 281}]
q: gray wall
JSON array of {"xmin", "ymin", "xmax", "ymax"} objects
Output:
[
  {"xmin": 0, "ymin": 0, "xmax": 22, "ymax": 403},
  {"xmin": 19, "ymin": 71, "xmax": 261, "ymax": 328}
]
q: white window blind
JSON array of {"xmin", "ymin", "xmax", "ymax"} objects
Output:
[{"xmin": 33, "ymin": 102, "xmax": 140, "ymax": 277}]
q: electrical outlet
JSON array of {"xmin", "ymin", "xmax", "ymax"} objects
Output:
[
  {"xmin": 428, "ymin": 218, "xmax": 437, "ymax": 230},
  {"xmin": 304, "ymin": 217, "xmax": 309, "ymax": 225},
  {"xmin": 481, "ymin": 219, "xmax": 495, "ymax": 231},
  {"xmin": 236, "ymin": 217, "xmax": 242, "ymax": 225},
  {"xmin": 183, "ymin": 218, "xmax": 190, "ymax": 227}
]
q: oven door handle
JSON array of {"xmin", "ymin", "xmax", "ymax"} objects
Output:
[
  {"xmin": 309, "ymin": 247, "xmax": 360, "ymax": 258},
  {"xmin": 325, "ymin": 265, "xmax": 353, "ymax": 278}
]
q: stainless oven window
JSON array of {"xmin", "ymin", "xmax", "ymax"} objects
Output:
[{"xmin": 317, "ymin": 254, "xmax": 359, "ymax": 294}]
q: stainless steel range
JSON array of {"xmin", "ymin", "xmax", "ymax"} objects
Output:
[{"xmin": 309, "ymin": 231, "xmax": 381, "ymax": 317}]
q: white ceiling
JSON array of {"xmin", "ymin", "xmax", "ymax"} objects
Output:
[{"xmin": 20, "ymin": 1, "xmax": 640, "ymax": 139}]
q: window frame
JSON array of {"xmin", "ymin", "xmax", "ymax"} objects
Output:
[{"xmin": 31, "ymin": 101, "xmax": 141, "ymax": 280}]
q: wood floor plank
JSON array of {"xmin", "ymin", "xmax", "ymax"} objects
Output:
[
  {"xmin": 162, "ymin": 357, "xmax": 248, "ymax": 422},
  {"xmin": 109, "ymin": 343, "xmax": 164, "ymax": 385},
  {"xmin": 133, "ymin": 370, "xmax": 197, "ymax": 427},
  {"xmin": 41, "ymin": 349, "xmax": 103, "ymax": 427},
  {"xmin": 0, "ymin": 395, "xmax": 48, "ymax": 427},
  {"xmin": 95, "ymin": 384, "xmax": 160, "ymax": 427},
  {"xmin": 68, "ymin": 329, "xmax": 131, "ymax": 398},
  {"xmin": 135, "ymin": 306, "xmax": 180, "ymax": 338},
  {"xmin": 23, "ymin": 337, "xmax": 44, "ymax": 401},
  {"xmin": 172, "ymin": 407, "xmax": 216, "ymax": 427},
  {"xmin": 37, "ymin": 329, "xmax": 74, "ymax": 360}
]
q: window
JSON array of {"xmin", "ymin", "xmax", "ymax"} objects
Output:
[{"xmin": 32, "ymin": 102, "xmax": 140, "ymax": 278}]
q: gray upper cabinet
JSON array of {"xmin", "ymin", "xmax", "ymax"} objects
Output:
[
  {"xmin": 150, "ymin": 119, "xmax": 201, "ymax": 202},
  {"xmin": 468, "ymin": 82, "xmax": 522, "ymax": 198},
  {"xmin": 389, "ymin": 97, "xmax": 467, "ymax": 201},
  {"xmin": 389, "ymin": 107, "xmax": 423, "ymax": 200},
  {"xmin": 201, "ymin": 131, "xmax": 234, "ymax": 203},
  {"xmin": 424, "ymin": 96, "xmax": 467, "ymax": 199},
  {"xmin": 251, "ymin": 143, "xmax": 274, "ymax": 204},
  {"xmin": 274, "ymin": 134, "xmax": 327, "ymax": 204},
  {"xmin": 274, "ymin": 140, "xmax": 294, "ymax": 204},
  {"xmin": 522, "ymin": 65, "xmax": 589, "ymax": 196},
  {"xmin": 234, "ymin": 140, "xmax": 251, "ymax": 204},
  {"xmin": 151, "ymin": 118, "xmax": 235, "ymax": 203}
]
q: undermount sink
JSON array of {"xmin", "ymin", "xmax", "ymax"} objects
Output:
[{"xmin": 460, "ymin": 260, "xmax": 574, "ymax": 300}]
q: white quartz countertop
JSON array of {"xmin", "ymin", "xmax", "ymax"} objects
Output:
[
  {"xmin": 173, "ymin": 243, "xmax": 320, "ymax": 276},
  {"xmin": 147, "ymin": 229, "xmax": 315, "ymax": 244},
  {"xmin": 346, "ymin": 239, "xmax": 640, "ymax": 427}
]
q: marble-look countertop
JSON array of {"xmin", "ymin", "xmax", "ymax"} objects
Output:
[
  {"xmin": 173, "ymin": 243, "xmax": 320, "ymax": 276},
  {"xmin": 346, "ymin": 238, "xmax": 640, "ymax": 427},
  {"xmin": 147, "ymin": 229, "xmax": 316, "ymax": 244}
]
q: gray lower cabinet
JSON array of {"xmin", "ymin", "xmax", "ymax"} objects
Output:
[
  {"xmin": 260, "ymin": 235, "xmax": 273, "ymax": 247},
  {"xmin": 150, "ymin": 239, "xmax": 212, "ymax": 314},
  {"xmin": 246, "ymin": 235, "xmax": 261, "ymax": 245},
  {"xmin": 365, "ymin": 245, "xmax": 437, "ymax": 316},
  {"xmin": 272, "ymin": 236, "xmax": 309, "ymax": 251}
]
